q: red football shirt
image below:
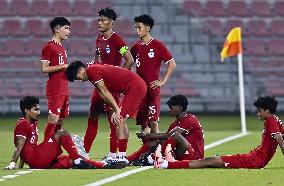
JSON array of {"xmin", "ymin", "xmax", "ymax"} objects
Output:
[
  {"xmin": 86, "ymin": 64, "xmax": 141, "ymax": 94},
  {"xmin": 14, "ymin": 118, "xmax": 39, "ymax": 146},
  {"xmin": 167, "ymin": 114, "xmax": 204, "ymax": 159},
  {"xmin": 41, "ymin": 40, "xmax": 69, "ymax": 96},
  {"xmin": 96, "ymin": 32, "xmax": 127, "ymax": 66},
  {"xmin": 251, "ymin": 115, "xmax": 284, "ymax": 166},
  {"xmin": 130, "ymin": 38, "xmax": 173, "ymax": 85}
]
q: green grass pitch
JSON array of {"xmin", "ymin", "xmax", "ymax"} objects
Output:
[{"xmin": 0, "ymin": 114, "xmax": 283, "ymax": 186}]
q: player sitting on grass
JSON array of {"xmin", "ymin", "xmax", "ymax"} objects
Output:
[
  {"xmin": 127, "ymin": 95, "xmax": 204, "ymax": 165},
  {"xmin": 154, "ymin": 95, "xmax": 284, "ymax": 169},
  {"xmin": 4, "ymin": 96, "xmax": 126, "ymax": 170}
]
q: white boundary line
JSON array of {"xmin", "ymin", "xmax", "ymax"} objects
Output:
[
  {"xmin": 85, "ymin": 132, "xmax": 250, "ymax": 186},
  {"xmin": 0, "ymin": 169, "xmax": 42, "ymax": 182}
]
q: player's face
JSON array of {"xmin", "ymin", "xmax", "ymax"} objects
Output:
[
  {"xmin": 26, "ymin": 105, "xmax": 40, "ymax": 122},
  {"xmin": 97, "ymin": 16, "xmax": 112, "ymax": 33},
  {"xmin": 134, "ymin": 22, "xmax": 150, "ymax": 39},
  {"xmin": 57, "ymin": 25, "xmax": 70, "ymax": 41},
  {"xmin": 76, "ymin": 67, "xmax": 88, "ymax": 81},
  {"xmin": 168, "ymin": 105, "xmax": 181, "ymax": 117},
  {"xmin": 256, "ymin": 108, "xmax": 270, "ymax": 121}
]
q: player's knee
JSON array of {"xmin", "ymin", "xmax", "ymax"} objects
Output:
[
  {"xmin": 48, "ymin": 113, "xmax": 60, "ymax": 124},
  {"xmin": 172, "ymin": 132, "xmax": 182, "ymax": 139}
]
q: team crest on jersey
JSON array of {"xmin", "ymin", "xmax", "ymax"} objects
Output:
[
  {"xmin": 148, "ymin": 49, "xmax": 154, "ymax": 58},
  {"xmin": 106, "ymin": 45, "xmax": 110, "ymax": 54}
]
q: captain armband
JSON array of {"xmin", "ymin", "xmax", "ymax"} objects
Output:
[{"xmin": 119, "ymin": 46, "xmax": 128, "ymax": 55}]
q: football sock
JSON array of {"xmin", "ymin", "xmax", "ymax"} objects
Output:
[
  {"xmin": 84, "ymin": 159, "xmax": 105, "ymax": 168},
  {"xmin": 118, "ymin": 139, "xmax": 128, "ymax": 154},
  {"xmin": 61, "ymin": 135, "xmax": 81, "ymax": 160},
  {"xmin": 168, "ymin": 160, "xmax": 190, "ymax": 169},
  {"xmin": 108, "ymin": 152, "xmax": 117, "ymax": 159},
  {"xmin": 54, "ymin": 124, "xmax": 62, "ymax": 132},
  {"xmin": 127, "ymin": 143, "xmax": 150, "ymax": 162},
  {"xmin": 118, "ymin": 152, "xmax": 127, "ymax": 157},
  {"xmin": 83, "ymin": 116, "xmax": 99, "ymax": 153},
  {"xmin": 108, "ymin": 115, "xmax": 118, "ymax": 153}
]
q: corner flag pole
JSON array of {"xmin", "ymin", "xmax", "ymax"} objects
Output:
[
  {"xmin": 237, "ymin": 53, "xmax": 247, "ymax": 134},
  {"xmin": 220, "ymin": 27, "xmax": 247, "ymax": 134}
]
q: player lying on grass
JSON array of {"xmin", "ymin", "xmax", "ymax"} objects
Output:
[
  {"xmin": 4, "ymin": 96, "xmax": 126, "ymax": 170},
  {"xmin": 154, "ymin": 95, "xmax": 284, "ymax": 169},
  {"xmin": 66, "ymin": 61, "xmax": 147, "ymax": 163},
  {"xmin": 127, "ymin": 95, "xmax": 204, "ymax": 165}
]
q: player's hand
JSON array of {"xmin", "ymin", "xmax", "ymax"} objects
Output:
[
  {"xmin": 4, "ymin": 162, "xmax": 16, "ymax": 170},
  {"xmin": 111, "ymin": 110, "xmax": 123, "ymax": 125},
  {"xmin": 136, "ymin": 131, "xmax": 147, "ymax": 139},
  {"xmin": 62, "ymin": 64, "xmax": 69, "ymax": 69},
  {"xmin": 150, "ymin": 80, "xmax": 164, "ymax": 89},
  {"xmin": 47, "ymin": 112, "xmax": 59, "ymax": 124}
]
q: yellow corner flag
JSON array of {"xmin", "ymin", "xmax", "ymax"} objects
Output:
[{"xmin": 220, "ymin": 27, "xmax": 242, "ymax": 62}]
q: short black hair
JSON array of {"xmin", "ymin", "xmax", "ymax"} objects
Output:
[
  {"xmin": 98, "ymin": 7, "xmax": 117, "ymax": 21},
  {"xmin": 66, "ymin": 61, "xmax": 86, "ymax": 82},
  {"xmin": 134, "ymin": 14, "xmax": 154, "ymax": 30},
  {"xmin": 20, "ymin": 96, "xmax": 39, "ymax": 116},
  {"xmin": 167, "ymin": 95, "xmax": 188, "ymax": 112},
  {"xmin": 49, "ymin": 17, "xmax": 70, "ymax": 34},
  {"xmin": 253, "ymin": 95, "xmax": 278, "ymax": 114}
]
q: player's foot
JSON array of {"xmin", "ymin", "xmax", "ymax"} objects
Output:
[
  {"xmin": 131, "ymin": 153, "xmax": 152, "ymax": 166},
  {"xmin": 103, "ymin": 159, "xmax": 127, "ymax": 169},
  {"xmin": 73, "ymin": 159, "xmax": 96, "ymax": 169},
  {"xmin": 154, "ymin": 144, "xmax": 163, "ymax": 169},
  {"xmin": 164, "ymin": 144, "xmax": 174, "ymax": 162},
  {"xmin": 102, "ymin": 152, "xmax": 117, "ymax": 161},
  {"xmin": 115, "ymin": 155, "xmax": 129, "ymax": 165}
]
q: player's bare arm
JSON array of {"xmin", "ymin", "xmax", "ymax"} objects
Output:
[
  {"xmin": 274, "ymin": 133, "xmax": 284, "ymax": 155},
  {"xmin": 150, "ymin": 59, "xmax": 176, "ymax": 89},
  {"xmin": 96, "ymin": 81, "xmax": 122, "ymax": 124},
  {"xmin": 139, "ymin": 126, "xmax": 186, "ymax": 141},
  {"xmin": 122, "ymin": 50, "xmax": 134, "ymax": 69},
  {"xmin": 4, "ymin": 136, "xmax": 26, "ymax": 170},
  {"xmin": 19, "ymin": 157, "xmax": 24, "ymax": 169},
  {"xmin": 41, "ymin": 60, "xmax": 68, "ymax": 73}
]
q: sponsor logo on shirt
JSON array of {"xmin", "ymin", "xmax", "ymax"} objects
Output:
[
  {"xmin": 148, "ymin": 49, "xmax": 155, "ymax": 58},
  {"xmin": 106, "ymin": 45, "xmax": 110, "ymax": 54}
]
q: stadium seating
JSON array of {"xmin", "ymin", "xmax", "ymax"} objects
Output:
[
  {"xmin": 227, "ymin": 1, "xmax": 249, "ymax": 17},
  {"xmin": 270, "ymin": 20, "xmax": 284, "ymax": 36},
  {"xmin": 3, "ymin": 20, "xmax": 28, "ymax": 36},
  {"xmin": 31, "ymin": 1, "xmax": 54, "ymax": 16},
  {"xmin": 10, "ymin": 0, "xmax": 33, "ymax": 16},
  {"xmin": 204, "ymin": 1, "xmax": 227, "ymax": 17},
  {"xmin": 250, "ymin": 1, "xmax": 272, "ymax": 17},
  {"xmin": 72, "ymin": 1, "xmax": 95, "ymax": 16},
  {"xmin": 273, "ymin": 1, "xmax": 284, "ymax": 17},
  {"xmin": 182, "ymin": 1, "xmax": 203, "ymax": 16}
]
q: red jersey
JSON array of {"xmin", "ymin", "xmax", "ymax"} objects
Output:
[
  {"xmin": 86, "ymin": 64, "xmax": 142, "ymax": 94},
  {"xmin": 250, "ymin": 115, "xmax": 284, "ymax": 166},
  {"xmin": 130, "ymin": 38, "xmax": 173, "ymax": 85},
  {"xmin": 167, "ymin": 114, "xmax": 204, "ymax": 159},
  {"xmin": 41, "ymin": 40, "xmax": 69, "ymax": 96},
  {"xmin": 96, "ymin": 32, "xmax": 127, "ymax": 66}
]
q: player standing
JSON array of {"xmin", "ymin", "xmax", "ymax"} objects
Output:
[
  {"xmin": 84, "ymin": 7, "xmax": 134, "ymax": 160},
  {"xmin": 66, "ymin": 61, "xmax": 147, "ymax": 163},
  {"xmin": 131, "ymin": 14, "xmax": 176, "ymax": 135},
  {"xmin": 128, "ymin": 95, "xmax": 204, "ymax": 164},
  {"xmin": 154, "ymin": 96, "xmax": 284, "ymax": 169},
  {"xmin": 4, "ymin": 96, "xmax": 125, "ymax": 170},
  {"xmin": 41, "ymin": 17, "xmax": 70, "ymax": 134}
]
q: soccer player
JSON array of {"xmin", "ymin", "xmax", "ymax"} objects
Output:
[
  {"xmin": 131, "ymin": 14, "xmax": 176, "ymax": 135},
  {"xmin": 85, "ymin": 7, "xmax": 134, "ymax": 159},
  {"xmin": 154, "ymin": 96, "xmax": 284, "ymax": 169},
  {"xmin": 127, "ymin": 95, "xmax": 204, "ymax": 164},
  {"xmin": 4, "ymin": 96, "xmax": 125, "ymax": 170},
  {"xmin": 40, "ymin": 17, "xmax": 70, "ymax": 137},
  {"xmin": 66, "ymin": 61, "xmax": 147, "ymax": 162}
]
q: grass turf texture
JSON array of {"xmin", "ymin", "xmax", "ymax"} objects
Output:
[{"xmin": 0, "ymin": 114, "xmax": 283, "ymax": 186}]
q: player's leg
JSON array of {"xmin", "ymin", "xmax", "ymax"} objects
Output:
[
  {"xmin": 56, "ymin": 95, "xmax": 70, "ymax": 131},
  {"xmin": 147, "ymin": 93, "xmax": 160, "ymax": 133},
  {"xmin": 136, "ymin": 97, "xmax": 149, "ymax": 133},
  {"xmin": 170, "ymin": 133, "xmax": 190, "ymax": 160},
  {"xmin": 84, "ymin": 91, "xmax": 104, "ymax": 154},
  {"xmin": 127, "ymin": 141, "xmax": 158, "ymax": 163},
  {"xmin": 106, "ymin": 111, "xmax": 118, "ymax": 159}
]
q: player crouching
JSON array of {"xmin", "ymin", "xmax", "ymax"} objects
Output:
[
  {"xmin": 154, "ymin": 95, "xmax": 284, "ymax": 169},
  {"xmin": 4, "ymin": 96, "xmax": 126, "ymax": 170}
]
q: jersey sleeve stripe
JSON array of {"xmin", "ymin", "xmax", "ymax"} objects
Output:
[
  {"xmin": 169, "ymin": 126, "xmax": 189, "ymax": 134},
  {"xmin": 92, "ymin": 79, "xmax": 103, "ymax": 84},
  {"xmin": 164, "ymin": 58, "xmax": 174, "ymax": 64},
  {"xmin": 16, "ymin": 135, "xmax": 27, "ymax": 139}
]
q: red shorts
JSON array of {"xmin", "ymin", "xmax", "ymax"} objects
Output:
[
  {"xmin": 221, "ymin": 154, "xmax": 265, "ymax": 169},
  {"xmin": 120, "ymin": 80, "xmax": 147, "ymax": 119},
  {"xmin": 177, "ymin": 144, "xmax": 203, "ymax": 161},
  {"xmin": 47, "ymin": 95, "xmax": 69, "ymax": 118},
  {"xmin": 136, "ymin": 91, "xmax": 160, "ymax": 127}
]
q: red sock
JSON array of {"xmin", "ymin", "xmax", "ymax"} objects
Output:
[
  {"xmin": 83, "ymin": 116, "xmax": 98, "ymax": 153},
  {"xmin": 168, "ymin": 161, "xmax": 190, "ymax": 169},
  {"xmin": 55, "ymin": 124, "xmax": 62, "ymax": 131},
  {"xmin": 84, "ymin": 159, "xmax": 105, "ymax": 168},
  {"xmin": 127, "ymin": 143, "xmax": 150, "ymax": 162},
  {"xmin": 44, "ymin": 123, "xmax": 57, "ymax": 141},
  {"xmin": 161, "ymin": 136, "xmax": 176, "ymax": 154},
  {"xmin": 108, "ymin": 115, "xmax": 118, "ymax": 153},
  {"xmin": 61, "ymin": 135, "xmax": 81, "ymax": 160},
  {"xmin": 118, "ymin": 139, "xmax": 128, "ymax": 153}
]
